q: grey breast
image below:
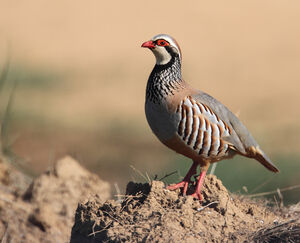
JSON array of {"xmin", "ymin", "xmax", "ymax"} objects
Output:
[{"xmin": 145, "ymin": 99, "xmax": 180, "ymax": 142}]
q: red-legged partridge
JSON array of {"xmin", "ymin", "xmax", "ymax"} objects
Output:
[{"xmin": 142, "ymin": 34, "xmax": 279, "ymax": 200}]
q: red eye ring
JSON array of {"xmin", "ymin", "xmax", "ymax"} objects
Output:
[{"xmin": 157, "ymin": 39, "xmax": 169, "ymax": 47}]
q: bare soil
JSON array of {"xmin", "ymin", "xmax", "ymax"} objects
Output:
[
  {"xmin": 70, "ymin": 175, "xmax": 299, "ymax": 242},
  {"xmin": 0, "ymin": 156, "xmax": 110, "ymax": 243},
  {"xmin": 0, "ymin": 156, "xmax": 299, "ymax": 242}
]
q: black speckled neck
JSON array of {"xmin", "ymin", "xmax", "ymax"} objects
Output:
[{"xmin": 146, "ymin": 55, "xmax": 182, "ymax": 104}]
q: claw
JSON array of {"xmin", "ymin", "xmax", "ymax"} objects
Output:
[
  {"xmin": 191, "ymin": 191, "xmax": 203, "ymax": 201},
  {"xmin": 167, "ymin": 181, "xmax": 186, "ymax": 190},
  {"xmin": 167, "ymin": 161, "xmax": 198, "ymax": 195},
  {"xmin": 167, "ymin": 180, "xmax": 190, "ymax": 195},
  {"xmin": 167, "ymin": 162, "xmax": 209, "ymax": 200}
]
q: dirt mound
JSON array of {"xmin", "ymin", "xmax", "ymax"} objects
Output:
[
  {"xmin": 0, "ymin": 156, "xmax": 110, "ymax": 243},
  {"xmin": 0, "ymin": 156, "xmax": 299, "ymax": 242},
  {"xmin": 70, "ymin": 175, "xmax": 299, "ymax": 242}
]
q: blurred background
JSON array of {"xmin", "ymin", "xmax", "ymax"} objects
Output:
[{"xmin": 0, "ymin": 0, "xmax": 299, "ymax": 204}]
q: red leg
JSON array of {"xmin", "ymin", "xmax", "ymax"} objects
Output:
[
  {"xmin": 167, "ymin": 161, "xmax": 198, "ymax": 195},
  {"xmin": 191, "ymin": 167, "xmax": 207, "ymax": 200}
]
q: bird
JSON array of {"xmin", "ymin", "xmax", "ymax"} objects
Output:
[{"xmin": 141, "ymin": 34, "xmax": 279, "ymax": 200}]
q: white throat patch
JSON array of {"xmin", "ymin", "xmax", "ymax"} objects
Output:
[{"xmin": 152, "ymin": 46, "xmax": 172, "ymax": 65}]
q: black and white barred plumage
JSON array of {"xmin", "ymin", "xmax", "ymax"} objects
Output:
[{"xmin": 146, "ymin": 52, "xmax": 182, "ymax": 103}]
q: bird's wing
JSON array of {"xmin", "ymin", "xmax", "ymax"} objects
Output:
[
  {"xmin": 190, "ymin": 90, "xmax": 279, "ymax": 172},
  {"xmin": 190, "ymin": 91, "xmax": 251, "ymax": 152},
  {"xmin": 173, "ymin": 93, "xmax": 242, "ymax": 159}
]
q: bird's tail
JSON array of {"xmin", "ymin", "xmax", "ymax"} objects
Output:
[{"xmin": 246, "ymin": 146, "xmax": 279, "ymax": 173}]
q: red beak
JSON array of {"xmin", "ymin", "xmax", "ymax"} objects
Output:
[{"xmin": 141, "ymin": 40, "xmax": 155, "ymax": 49}]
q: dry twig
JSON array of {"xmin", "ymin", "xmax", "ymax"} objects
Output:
[
  {"xmin": 248, "ymin": 184, "xmax": 300, "ymax": 198},
  {"xmin": 197, "ymin": 201, "xmax": 219, "ymax": 212}
]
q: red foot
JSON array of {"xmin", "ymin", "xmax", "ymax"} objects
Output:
[
  {"xmin": 167, "ymin": 162, "xmax": 198, "ymax": 196},
  {"xmin": 167, "ymin": 181, "xmax": 189, "ymax": 195},
  {"xmin": 167, "ymin": 180, "xmax": 186, "ymax": 190},
  {"xmin": 191, "ymin": 191, "xmax": 203, "ymax": 200},
  {"xmin": 167, "ymin": 162, "xmax": 208, "ymax": 200},
  {"xmin": 190, "ymin": 169, "xmax": 207, "ymax": 201}
]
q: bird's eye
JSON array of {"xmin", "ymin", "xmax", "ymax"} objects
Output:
[{"xmin": 157, "ymin": 39, "xmax": 169, "ymax": 47}]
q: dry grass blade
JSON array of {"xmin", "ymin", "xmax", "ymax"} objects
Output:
[
  {"xmin": 145, "ymin": 172, "xmax": 151, "ymax": 184},
  {"xmin": 0, "ymin": 61, "xmax": 9, "ymax": 93},
  {"xmin": 158, "ymin": 171, "xmax": 177, "ymax": 181},
  {"xmin": 114, "ymin": 183, "xmax": 121, "ymax": 202},
  {"xmin": 88, "ymin": 222, "xmax": 112, "ymax": 237},
  {"xmin": 209, "ymin": 163, "xmax": 217, "ymax": 175},
  {"xmin": 130, "ymin": 165, "xmax": 151, "ymax": 183},
  {"xmin": 250, "ymin": 175, "xmax": 276, "ymax": 194},
  {"xmin": 251, "ymin": 219, "xmax": 300, "ymax": 242},
  {"xmin": 1, "ymin": 81, "xmax": 17, "ymax": 145},
  {"xmin": 248, "ymin": 184, "xmax": 300, "ymax": 198},
  {"xmin": 289, "ymin": 202, "xmax": 300, "ymax": 213},
  {"xmin": 276, "ymin": 188, "xmax": 284, "ymax": 208}
]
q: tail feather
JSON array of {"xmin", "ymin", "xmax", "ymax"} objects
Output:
[{"xmin": 247, "ymin": 146, "xmax": 279, "ymax": 173}]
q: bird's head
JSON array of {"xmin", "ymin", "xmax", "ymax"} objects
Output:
[{"xmin": 141, "ymin": 34, "xmax": 181, "ymax": 65}]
